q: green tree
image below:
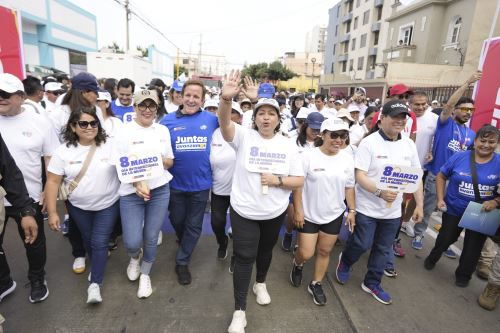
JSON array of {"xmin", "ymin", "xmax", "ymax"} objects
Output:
[
  {"xmin": 241, "ymin": 61, "xmax": 297, "ymax": 83},
  {"xmin": 174, "ymin": 65, "xmax": 188, "ymax": 77},
  {"xmin": 136, "ymin": 46, "xmax": 149, "ymax": 58},
  {"xmin": 107, "ymin": 41, "xmax": 124, "ymax": 54},
  {"xmin": 241, "ymin": 63, "xmax": 269, "ymax": 81}
]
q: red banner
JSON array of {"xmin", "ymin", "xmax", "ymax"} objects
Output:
[
  {"xmin": 0, "ymin": 6, "xmax": 24, "ymax": 79},
  {"xmin": 471, "ymin": 37, "xmax": 500, "ymax": 131}
]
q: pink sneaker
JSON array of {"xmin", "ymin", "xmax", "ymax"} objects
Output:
[{"xmin": 393, "ymin": 239, "xmax": 406, "ymax": 258}]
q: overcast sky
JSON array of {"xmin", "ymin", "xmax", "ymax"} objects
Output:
[{"xmin": 70, "ymin": 0, "xmax": 336, "ymax": 69}]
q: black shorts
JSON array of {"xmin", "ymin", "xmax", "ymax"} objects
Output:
[{"xmin": 298, "ymin": 213, "xmax": 343, "ymax": 235}]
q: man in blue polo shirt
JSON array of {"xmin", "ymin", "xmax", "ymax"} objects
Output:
[
  {"xmin": 111, "ymin": 78, "xmax": 135, "ymax": 123},
  {"xmin": 413, "ymin": 72, "xmax": 481, "ymax": 252},
  {"xmin": 160, "ymin": 79, "xmax": 219, "ymax": 285}
]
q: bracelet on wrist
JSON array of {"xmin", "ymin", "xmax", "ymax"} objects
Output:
[{"xmin": 220, "ymin": 96, "xmax": 232, "ymax": 102}]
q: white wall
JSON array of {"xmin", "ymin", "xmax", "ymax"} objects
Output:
[
  {"xmin": 52, "ymin": 47, "xmax": 69, "ymax": 73},
  {"xmin": 24, "ymin": 44, "xmax": 40, "ymax": 66},
  {"xmin": 49, "ymin": 0, "xmax": 96, "ymax": 37},
  {"xmin": 0, "ymin": 0, "xmax": 47, "ymax": 19}
]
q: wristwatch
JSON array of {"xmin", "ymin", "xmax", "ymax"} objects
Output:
[
  {"xmin": 277, "ymin": 176, "xmax": 284, "ymax": 187},
  {"xmin": 374, "ymin": 189, "xmax": 382, "ymax": 197},
  {"xmin": 19, "ymin": 205, "xmax": 36, "ymax": 218},
  {"xmin": 348, "ymin": 209, "xmax": 356, "ymax": 214}
]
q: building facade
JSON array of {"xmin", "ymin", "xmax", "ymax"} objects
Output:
[
  {"xmin": 305, "ymin": 25, "xmax": 328, "ymax": 54},
  {"xmin": 0, "ymin": 0, "xmax": 98, "ymax": 75},
  {"xmin": 280, "ymin": 51, "xmax": 323, "ymax": 92}
]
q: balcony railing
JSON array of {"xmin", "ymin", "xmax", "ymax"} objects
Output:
[
  {"xmin": 339, "ymin": 34, "xmax": 350, "ymax": 43},
  {"xmin": 371, "ymin": 22, "xmax": 381, "ymax": 32},
  {"xmin": 369, "ymin": 47, "xmax": 378, "ymax": 56},
  {"xmin": 342, "ymin": 12, "xmax": 353, "ymax": 23},
  {"xmin": 337, "ymin": 54, "xmax": 348, "ymax": 62},
  {"xmin": 374, "ymin": 0, "xmax": 384, "ymax": 8}
]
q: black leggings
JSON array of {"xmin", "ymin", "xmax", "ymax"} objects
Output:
[
  {"xmin": 231, "ymin": 206, "xmax": 286, "ymax": 310},
  {"xmin": 210, "ymin": 192, "xmax": 230, "ymax": 246},
  {"xmin": 427, "ymin": 212, "xmax": 487, "ymax": 282}
]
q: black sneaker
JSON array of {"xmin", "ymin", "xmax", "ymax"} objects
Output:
[
  {"xmin": 217, "ymin": 235, "xmax": 229, "ymax": 260},
  {"xmin": 29, "ymin": 279, "xmax": 49, "ymax": 303},
  {"xmin": 290, "ymin": 261, "xmax": 303, "ymax": 287},
  {"xmin": 424, "ymin": 257, "xmax": 436, "ymax": 270},
  {"xmin": 281, "ymin": 232, "xmax": 293, "ymax": 252},
  {"xmin": 384, "ymin": 268, "xmax": 398, "ymax": 278},
  {"xmin": 455, "ymin": 278, "xmax": 469, "ymax": 288},
  {"xmin": 0, "ymin": 279, "xmax": 16, "ymax": 302},
  {"xmin": 108, "ymin": 239, "xmax": 118, "ymax": 251},
  {"xmin": 308, "ymin": 281, "xmax": 327, "ymax": 306},
  {"xmin": 175, "ymin": 265, "xmax": 192, "ymax": 285},
  {"xmin": 229, "ymin": 255, "xmax": 235, "ymax": 274}
]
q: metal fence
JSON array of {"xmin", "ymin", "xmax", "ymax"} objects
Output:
[{"xmin": 410, "ymin": 86, "xmax": 473, "ymax": 104}]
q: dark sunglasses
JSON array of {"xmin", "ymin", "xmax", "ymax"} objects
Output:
[
  {"xmin": 397, "ymin": 93, "xmax": 410, "ymax": 100},
  {"xmin": 76, "ymin": 120, "xmax": 99, "ymax": 129},
  {"xmin": 48, "ymin": 91, "xmax": 63, "ymax": 96},
  {"xmin": 0, "ymin": 90, "xmax": 15, "ymax": 99},
  {"xmin": 137, "ymin": 103, "xmax": 158, "ymax": 112},
  {"xmin": 329, "ymin": 131, "xmax": 349, "ymax": 140},
  {"xmin": 456, "ymin": 107, "xmax": 475, "ymax": 114}
]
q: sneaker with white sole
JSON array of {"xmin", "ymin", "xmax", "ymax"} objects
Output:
[
  {"xmin": 227, "ymin": 310, "xmax": 247, "ymax": 333},
  {"xmin": 0, "ymin": 280, "xmax": 16, "ymax": 302},
  {"xmin": 361, "ymin": 282, "xmax": 392, "ymax": 305},
  {"xmin": 87, "ymin": 283, "xmax": 102, "ymax": 304},
  {"xmin": 73, "ymin": 257, "xmax": 86, "ymax": 274},
  {"xmin": 157, "ymin": 231, "xmax": 163, "ymax": 246},
  {"xmin": 412, "ymin": 235, "xmax": 423, "ymax": 250},
  {"xmin": 137, "ymin": 274, "xmax": 152, "ymax": 299},
  {"xmin": 252, "ymin": 282, "xmax": 271, "ymax": 305},
  {"xmin": 127, "ymin": 254, "xmax": 142, "ymax": 281},
  {"xmin": 401, "ymin": 221, "xmax": 415, "ymax": 238}
]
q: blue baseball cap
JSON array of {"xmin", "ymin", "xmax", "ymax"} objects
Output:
[
  {"xmin": 258, "ymin": 83, "xmax": 275, "ymax": 98},
  {"xmin": 171, "ymin": 80, "xmax": 184, "ymax": 92},
  {"xmin": 305, "ymin": 112, "xmax": 325, "ymax": 130},
  {"xmin": 71, "ymin": 72, "xmax": 98, "ymax": 92}
]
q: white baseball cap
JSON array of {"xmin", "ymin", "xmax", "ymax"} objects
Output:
[
  {"xmin": 97, "ymin": 91, "xmax": 112, "ymax": 102},
  {"xmin": 0, "ymin": 73, "xmax": 24, "ymax": 93},
  {"xmin": 44, "ymin": 82, "xmax": 63, "ymax": 92},
  {"xmin": 254, "ymin": 98, "xmax": 280, "ymax": 113},
  {"xmin": 204, "ymin": 99, "xmax": 219, "ymax": 109},
  {"xmin": 320, "ymin": 117, "xmax": 349, "ymax": 132},
  {"xmin": 296, "ymin": 107, "xmax": 311, "ymax": 119},
  {"xmin": 347, "ymin": 104, "xmax": 361, "ymax": 113},
  {"xmin": 231, "ymin": 101, "xmax": 243, "ymax": 115}
]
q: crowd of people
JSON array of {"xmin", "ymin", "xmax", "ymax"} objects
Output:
[{"xmin": 0, "ymin": 68, "xmax": 499, "ymax": 333}]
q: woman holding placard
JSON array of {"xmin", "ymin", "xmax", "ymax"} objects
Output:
[
  {"xmin": 335, "ymin": 100, "xmax": 424, "ymax": 305},
  {"xmin": 45, "ymin": 106, "xmax": 119, "ymax": 304},
  {"xmin": 425, "ymin": 125, "xmax": 500, "ymax": 287},
  {"xmin": 218, "ymin": 70, "xmax": 304, "ymax": 333},
  {"xmin": 113, "ymin": 89, "xmax": 174, "ymax": 299},
  {"xmin": 290, "ymin": 117, "xmax": 356, "ymax": 306}
]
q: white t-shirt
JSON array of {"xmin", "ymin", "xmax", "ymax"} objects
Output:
[
  {"xmin": 291, "ymin": 136, "xmax": 315, "ymax": 154},
  {"xmin": 349, "ymin": 123, "xmax": 365, "ymax": 146},
  {"xmin": 24, "ymin": 99, "xmax": 47, "ymax": 116},
  {"xmin": 229, "ymin": 126, "xmax": 304, "ymax": 220},
  {"xmin": 48, "ymin": 142, "xmax": 120, "ymax": 211},
  {"xmin": 242, "ymin": 110, "xmax": 253, "ymax": 129},
  {"xmin": 113, "ymin": 121, "xmax": 174, "ymax": 196},
  {"xmin": 301, "ymin": 148, "xmax": 355, "ymax": 224},
  {"xmin": 210, "ymin": 128, "xmax": 236, "ymax": 196},
  {"xmin": 165, "ymin": 101, "xmax": 180, "ymax": 114},
  {"xmin": 355, "ymin": 131, "xmax": 421, "ymax": 219},
  {"xmin": 49, "ymin": 105, "xmax": 105, "ymax": 142},
  {"xmin": 43, "ymin": 97, "xmax": 57, "ymax": 114},
  {"xmin": 103, "ymin": 116, "xmax": 124, "ymax": 138},
  {"xmin": 0, "ymin": 107, "xmax": 59, "ymax": 205},
  {"xmin": 415, "ymin": 108, "xmax": 438, "ymax": 168},
  {"xmin": 343, "ymin": 144, "xmax": 358, "ymax": 159}
]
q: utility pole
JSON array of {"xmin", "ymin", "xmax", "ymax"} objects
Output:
[
  {"xmin": 311, "ymin": 57, "xmax": 316, "ymax": 92},
  {"xmin": 125, "ymin": 0, "xmax": 131, "ymax": 51},
  {"xmin": 198, "ymin": 34, "xmax": 202, "ymax": 75}
]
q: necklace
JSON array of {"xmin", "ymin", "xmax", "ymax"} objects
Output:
[{"xmin": 454, "ymin": 121, "xmax": 469, "ymax": 151}]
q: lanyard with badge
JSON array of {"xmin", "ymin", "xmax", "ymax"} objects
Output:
[{"xmin": 454, "ymin": 122, "xmax": 470, "ymax": 151}]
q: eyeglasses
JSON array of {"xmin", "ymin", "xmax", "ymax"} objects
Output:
[
  {"xmin": 137, "ymin": 103, "xmax": 158, "ymax": 112},
  {"xmin": 0, "ymin": 90, "xmax": 15, "ymax": 99},
  {"xmin": 76, "ymin": 120, "xmax": 99, "ymax": 129},
  {"xmin": 48, "ymin": 91, "xmax": 62, "ymax": 96},
  {"xmin": 328, "ymin": 131, "xmax": 349, "ymax": 140},
  {"xmin": 397, "ymin": 94, "xmax": 410, "ymax": 100},
  {"xmin": 457, "ymin": 107, "xmax": 475, "ymax": 114}
]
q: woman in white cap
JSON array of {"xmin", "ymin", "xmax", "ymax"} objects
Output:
[
  {"xmin": 113, "ymin": 89, "xmax": 174, "ymax": 299},
  {"xmin": 218, "ymin": 71, "xmax": 304, "ymax": 333},
  {"xmin": 96, "ymin": 91, "xmax": 123, "ymax": 138},
  {"xmin": 290, "ymin": 117, "xmax": 356, "ymax": 305}
]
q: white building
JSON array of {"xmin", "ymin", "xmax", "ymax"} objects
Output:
[{"xmin": 305, "ymin": 25, "xmax": 327, "ymax": 54}]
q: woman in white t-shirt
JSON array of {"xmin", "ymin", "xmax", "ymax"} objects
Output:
[
  {"xmin": 45, "ymin": 106, "xmax": 120, "ymax": 304},
  {"xmin": 218, "ymin": 71, "xmax": 304, "ymax": 333},
  {"xmin": 290, "ymin": 118, "xmax": 356, "ymax": 305},
  {"xmin": 113, "ymin": 89, "xmax": 174, "ymax": 299},
  {"xmin": 96, "ymin": 91, "xmax": 123, "ymax": 138},
  {"xmin": 209, "ymin": 101, "xmax": 242, "ymax": 264}
]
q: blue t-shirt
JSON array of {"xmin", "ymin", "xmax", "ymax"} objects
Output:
[
  {"xmin": 425, "ymin": 117, "xmax": 475, "ymax": 175},
  {"xmin": 111, "ymin": 100, "xmax": 135, "ymax": 124},
  {"xmin": 440, "ymin": 151, "xmax": 500, "ymax": 217},
  {"xmin": 160, "ymin": 110, "xmax": 219, "ymax": 191}
]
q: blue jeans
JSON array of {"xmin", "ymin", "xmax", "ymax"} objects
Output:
[
  {"xmin": 66, "ymin": 200, "xmax": 119, "ymax": 284},
  {"xmin": 342, "ymin": 212, "xmax": 401, "ymax": 286},
  {"xmin": 120, "ymin": 184, "xmax": 170, "ymax": 275},
  {"xmin": 415, "ymin": 171, "xmax": 437, "ymax": 237},
  {"xmin": 169, "ymin": 187, "xmax": 210, "ymax": 265}
]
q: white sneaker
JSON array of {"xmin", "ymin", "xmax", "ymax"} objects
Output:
[
  {"xmin": 127, "ymin": 254, "xmax": 142, "ymax": 281},
  {"xmin": 87, "ymin": 283, "xmax": 102, "ymax": 304},
  {"xmin": 73, "ymin": 257, "xmax": 86, "ymax": 274},
  {"xmin": 252, "ymin": 282, "xmax": 271, "ymax": 305},
  {"xmin": 401, "ymin": 220, "xmax": 415, "ymax": 238},
  {"xmin": 157, "ymin": 231, "xmax": 163, "ymax": 246},
  {"xmin": 88, "ymin": 273, "xmax": 91, "ymax": 282},
  {"xmin": 227, "ymin": 310, "xmax": 246, "ymax": 333},
  {"xmin": 137, "ymin": 274, "xmax": 152, "ymax": 299}
]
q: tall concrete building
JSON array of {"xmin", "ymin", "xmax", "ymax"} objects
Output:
[
  {"xmin": 305, "ymin": 25, "xmax": 328, "ymax": 54},
  {"xmin": 320, "ymin": 0, "xmax": 500, "ymax": 99}
]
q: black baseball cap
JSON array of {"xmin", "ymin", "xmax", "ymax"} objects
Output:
[{"xmin": 382, "ymin": 99, "xmax": 410, "ymax": 117}]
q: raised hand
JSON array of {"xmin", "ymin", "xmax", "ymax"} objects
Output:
[
  {"xmin": 221, "ymin": 70, "xmax": 242, "ymax": 100},
  {"xmin": 242, "ymin": 76, "xmax": 258, "ymax": 101}
]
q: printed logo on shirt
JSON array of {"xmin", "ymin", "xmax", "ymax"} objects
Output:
[
  {"xmin": 69, "ymin": 161, "xmax": 83, "ymax": 165},
  {"xmin": 173, "ymin": 126, "xmax": 186, "ymax": 131},
  {"xmin": 458, "ymin": 181, "xmax": 495, "ymax": 197},
  {"xmin": 22, "ymin": 131, "xmax": 33, "ymax": 137},
  {"xmin": 459, "ymin": 172, "xmax": 471, "ymax": 177},
  {"xmin": 312, "ymin": 168, "xmax": 325, "ymax": 172},
  {"xmin": 132, "ymin": 141, "xmax": 144, "ymax": 145},
  {"xmin": 175, "ymin": 136, "xmax": 208, "ymax": 151},
  {"xmin": 487, "ymin": 174, "xmax": 498, "ymax": 180},
  {"xmin": 200, "ymin": 124, "xmax": 207, "ymax": 130},
  {"xmin": 376, "ymin": 155, "xmax": 388, "ymax": 159},
  {"xmin": 212, "ymin": 143, "xmax": 223, "ymax": 147}
]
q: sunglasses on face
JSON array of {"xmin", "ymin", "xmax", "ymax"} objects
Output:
[
  {"xmin": 0, "ymin": 90, "xmax": 15, "ymax": 99},
  {"xmin": 76, "ymin": 120, "xmax": 99, "ymax": 129},
  {"xmin": 137, "ymin": 103, "xmax": 158, "ymax": 112},
  {"xmin": 456, "ymin": 107, "xmax": 475, "ymax": 114},
  {"xmin": 328, "ymin": 131, "xmax": 349, "ymax": 140},
  {"xmin": 48, "ymin": 91, "xmax": 62, "ymax": 96},
  {"xmin": 397, "ymin": 94, "xmax": 410, "ymax": 100}
]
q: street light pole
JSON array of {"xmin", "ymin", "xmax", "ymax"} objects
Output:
[{"xmin": 311, "ymin": 57, "xmax": 316, "ymax": 92}]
